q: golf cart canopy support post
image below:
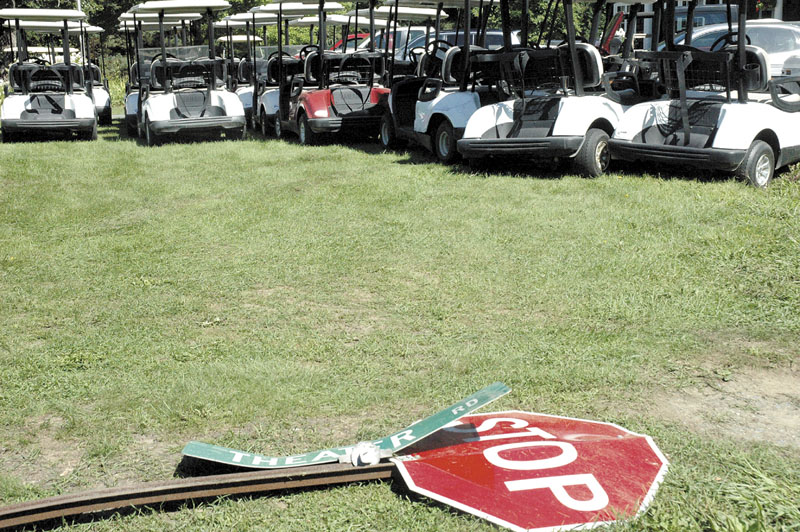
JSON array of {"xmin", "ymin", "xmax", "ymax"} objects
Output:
[
  {"xmin": 685, "ymin": 0, "xmax": 696, "ymax": 45},
  {"xmin": 621, "ymin": 2, "xmax": 641, "ymax": 60},
  {"xmin": 588, "ymin": 0, "xmax": 605, "ymax": 45}
]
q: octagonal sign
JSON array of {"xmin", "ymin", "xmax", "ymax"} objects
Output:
[{"xmin": 392, "ymin": 411, "xmax": 668, "ymax": 532}]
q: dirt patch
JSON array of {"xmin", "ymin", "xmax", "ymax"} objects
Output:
[
  {"xmin": 653, "ymin": 366, "xmax": 800, "ymax": 448},
  {"xmin": 0, "ymin": 416, "xmax": 84, "ymax": 486}
]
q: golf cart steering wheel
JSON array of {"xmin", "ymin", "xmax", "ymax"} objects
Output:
[
  {"xmin": 425, "ymin": 39, "xmax": 452, "ymax": 58},
  {"xmin": 298, "ymin": 45, "xmax": 319, "ymax": 60},
  {"xmin": 31, "ymin": 57, "xmax": 50, "ymax": 65},
  {"xmin": 574, "ymin": 35, "xmax": 589, "ymax": 43},
  {"xmin": 408, "ymin": 46, "xmax": 425, "ymax": 67},
  {"xmin": 268, "ymin": 51, "xmax": 291, "ymax": 60},
  {"xmin": 710, "ymin": 31, "xmax": 751, "ymax": 52}
]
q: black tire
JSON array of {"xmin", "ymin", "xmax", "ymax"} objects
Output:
[
  {"xmin": 1, "ymin": 129, "xmax": 15, "ymax": 143},
  {"xmin": 274, "ymin": 114, "xmax": 283, "ymax": 138},
  {"xmin": 100, "ymin": 108, "xmax": 113, "ymax": 126},
  {"xmin": 145, "ymin": 116, "xmax": 159, "ymax": 147},
  {"xmin": 736, "ymin": 140, "xmax": 774, "ymax": 188},
  {"xmin": 379, "ymin": 112, "xmax": 398, "ymax": 149},
  {"xmin": 260, "ymin": 110, "xmax": 272, "ymax": 137},
  {"xmin": 573, "ymin": 128, "xmax": 610, "ymax": 177},
  {"xmin": 298, "ymin": 113, "xmax": 317, "ymax": 145},
  {"xmin": 79, "ymin": 121, "xmax": 98, "ymax": 141},
  {"xmin": 227, "ymin": 125, "xmax": 246, "ymax": 140},
  {"xmin": 433, "ymin": 120, "xmax": 458, "ymax": 164},
  {"xmin": 125, "ymin": 116, "xmax": 138, "ymax": 138}
]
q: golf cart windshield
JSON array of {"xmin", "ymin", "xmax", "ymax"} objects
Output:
[
  {"xmin": 140, "ymin": 46, "xmax": 226, "ymax": 89},
  {"xmin": 140, "ymin": 45, "xmax": 209, "ymax": 61}
]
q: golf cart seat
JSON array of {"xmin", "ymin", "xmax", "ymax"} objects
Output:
[
  {"xmin": 130, "ymin": 62, "xmax": 153, "ymax": 85},
  {"xmin": 732, "ymin": 45, "xmax": 770, "ymax": 93},
  {"xmin": 87, "ymin": 64, "xmax": 102, "ymax": 85},
  {"xmin": 265, "ymin": 55, "xmax": 302, "ymax": 84},
  {"xmin": 238, "ymin": 58, "xmax": 252, "ymax": 84},
  {"xmin": 441, "ymin": 45, "xmax": 486, "ymax": 85},
  {"xmin": 575, "ymin": 43, "xmax": 603, "ymax": 89},
  {"xmin": 303, "ymin": 51, "xmax": 321, "ymax": 83}
]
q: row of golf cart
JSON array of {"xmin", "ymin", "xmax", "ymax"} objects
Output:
[{"xmin": 3, "ymin": 0, "xmax": 799, "ymax": 187}]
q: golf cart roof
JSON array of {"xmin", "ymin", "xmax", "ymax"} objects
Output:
[
  {"xmin": 119, "ymin": 12, "xmax": 203, "ymax": 21},
  {"xmin": 215, "ymin": 34, "xmax": 263, "ymax": 41},
  {"xmin": 375, "ymin": 6, "xmax": 440, "ymax": 21},
  {"xmin": 214, "ymin": 19, "xmax": 247, "ymax": 27},
  {"xmin": 577, "ymin": 0, "xmax": 655, "ymax": 3},
  {"xmin": 343, "ymin": 9, "xmax": 393, "ymax": 22},
  {"xmin": 383, "ymin": 0, "xmax": 482, "ymax": 8},
  {"xmin": 0, "ymin": 8, "xmax": 86, "ymax": 22},
  {"xmin": 250, "ymin": 3, "xmax": 342, "ymax": 15},
  {"xmin": 227, "ymin": 12, "xmax": 278, "ymax": 22},
  {"xmin": 119, "ymin": 21, "xmax": 186, "ymax": 31},
  {"xmin": 3, "ymin": 45, "xmax": 79, "ymax": 53},
  {"xmin": 291, "ymin": 14, "xmax": 389, "ymax": 27},
  {"xmin": 135, "ymin": 0, "xmax": 231, "ymax": 14}
]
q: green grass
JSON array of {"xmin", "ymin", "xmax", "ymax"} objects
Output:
[{"xmin": 0, "ymin": 124, "xmax": 799, "ymax": 531}]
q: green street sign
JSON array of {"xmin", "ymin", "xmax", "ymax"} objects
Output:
[{"xmin": 182, "ymin": 382, "xmax": 510, "ymax": 469}]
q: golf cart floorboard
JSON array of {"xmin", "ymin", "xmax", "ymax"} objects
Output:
[
  {"xmin": 458, "ymin": 136, "xmax": 583, "ymax": 158},
  {"xmin": 1, "ymin": 118, "xmax": 95, "ymax": 131},
  {"xmin": 609, "ymin": 140, "xmax": 746, "ymax": 170},
  {"xmin": 149, "ymin": 116, "xmax": 246, "ymax": 135}
]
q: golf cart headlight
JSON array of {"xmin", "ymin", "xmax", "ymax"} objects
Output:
[{"xmin": 314, "ymin": 109, "xmax": 328, "ymax": 118}]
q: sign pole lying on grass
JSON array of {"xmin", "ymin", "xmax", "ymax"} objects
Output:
[
  {"xmin": 0, "ymin": 386, "xmax": 670, "ymax": 531},
  {"xmin": 182, "ymin": 381, "xmax": 512, "ymax": 468}
]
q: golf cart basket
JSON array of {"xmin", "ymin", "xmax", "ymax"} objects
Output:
[
  {"xmin": 9, "ymin": 62, "xmax": 85, "ymax": 93},
  {"xmin": 465, "ymin": 44, "xmax": 600, "ymax": 100},
  {"xmin": 636, "ymin": 49, "xmax": 736, "ymax": 101},
  {"xmin": 303, "ymin": 50, "xmax": 386, "ymax": 87},
  {"xmin": 149, "ymin": 57, "xmax": 226, "ymax": 90}
]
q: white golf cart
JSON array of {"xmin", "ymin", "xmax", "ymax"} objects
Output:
[
  {"xmin": 377, "ymin": 0, "xmax": 504, "ymax": 163},
  {"xmin": 134, "ymin": 0, "xmax": 246, "ymax": 145},
  {"xmin": 0, "ymin": 9, "xmax": 97, "ymax": 142},
  {"xmin": 609, "ymin": 0, "xmax": 800, "ymax": 187},
  {"xmin": 456, "ymin": 0, "xmax": 656, "ymax": 176},
  {"xmin": 2, "ymin": 19, "xmax": 111, "ymax": 124},
  {"xmin": 119, "ymin": 12, "xmax": 202, "ymax": 136},
  {"xmin": 76, "ymin": 23, "xmax": 113, "ymax": 125},
  {"xmin": 216, "ymin": 13, "xmax": 273, "ymax": 128},
  {"xmin": 250, "ymin": 1, "xmax": 342, "ymax": 137}
]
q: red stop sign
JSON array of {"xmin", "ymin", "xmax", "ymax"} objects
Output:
[{"xmin": 392, "ymin": 411, "xmax": 668, "ymax": 531}]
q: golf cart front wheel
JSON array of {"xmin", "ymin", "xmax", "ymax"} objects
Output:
[
  {"xmin": 227, "ymin": 125, "xmax": 246, "ymax": 140},
  {"xmin": 298, "ymin": 114, "xmax": 317, "ymax": 145},
  {"xmin": 274, "ymin": 116, "xmax": 283, "ymax": 138},
  {"xmin": 79, "ymin": 122, "xmax": 98, "ymax": 141},
  {"xmin": 100, "ymin": 109, "xmax": 113, "ymax": 126},
  {"xmin": 380, "ymin": 113, "xmax": 400, "ymax": 149},
  {"xmin": 573, "ymin": 128, "xmax": 610, "ymax": 177},
  {"xmin": 736, "ymin": 140, "xmax": 774, "ymax": 188},
  {"xmin": 434, "ymin": 120, "xmax": 458, "ymax": 164},
  {"xmin": 1, "ymin": 129, "xmax": 15, "ymax": 143},
  {"xmin": 260, "ymin": 112, "xmax": 271, "ymax": 137},
  {"xmin": 145, "ymin": 117, "xmax": 159, "ymax": 147}
]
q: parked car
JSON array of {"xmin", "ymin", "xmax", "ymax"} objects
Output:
[
  {"xmin": 405, "ymin": 28, "xmax": 521, "ymax": 52},
  {"xmin": 667, "ymin": 20, "xmax": 800, "ymax": 78}
]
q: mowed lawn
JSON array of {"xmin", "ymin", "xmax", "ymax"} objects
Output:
[{"xmin": 1, "ymin": 123, "xmax": 799, "ymax": 531}]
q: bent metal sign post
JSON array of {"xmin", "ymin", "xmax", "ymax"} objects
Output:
[{"xmin": 182, "ymin": 382, "xmax": 511, "ymax": 469}]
